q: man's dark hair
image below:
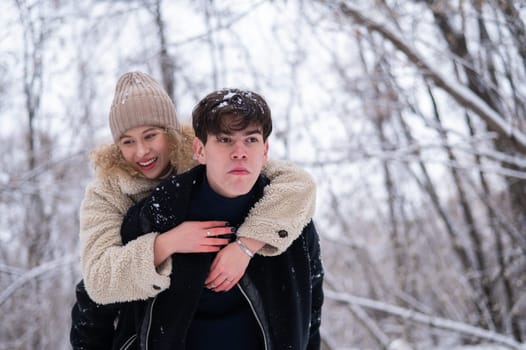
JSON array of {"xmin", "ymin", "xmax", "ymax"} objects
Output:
[{"xmin": 192, "ymin": 88, "xmax": 272, "ymax": 143}]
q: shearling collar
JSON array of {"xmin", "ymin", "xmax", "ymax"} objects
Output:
[{"xmin": 114, "ymin": 168, "xmax": 161, "ymax": 196}]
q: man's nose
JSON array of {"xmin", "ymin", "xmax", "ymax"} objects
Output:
[{"xmin": 231, "ymin": 142, "xmax": 247, "ymax": 159}]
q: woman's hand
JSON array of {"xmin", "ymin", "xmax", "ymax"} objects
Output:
[
  {"xmin": 205, "ymin": 243, "xmax": 250, "ymax": 292},
  {"xmin": 205, "ymin": 237, "xmax": 265, "ymax": 292},
  {"xmin": 154, "ymin": 221, "xmax": 234, "ymax": 266}
]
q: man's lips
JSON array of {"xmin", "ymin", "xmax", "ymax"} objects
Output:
[{"xmin": 229, "ymin": 167, "xmax": 249, "ymax": 175}]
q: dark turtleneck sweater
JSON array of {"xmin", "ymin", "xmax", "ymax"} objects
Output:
[{"xmin": 185, "ymin": 174, "xmax": 264, "ymax": 350}]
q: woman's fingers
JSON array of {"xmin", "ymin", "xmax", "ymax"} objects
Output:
[
  {"xmin": 203, "ymin": 237, "xmax": 230, "ymax": 246},
  {"xmin": 203, "ymin": 226, "xmax": 236, "ymax": 238}
]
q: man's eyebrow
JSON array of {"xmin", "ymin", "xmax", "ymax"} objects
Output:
[
  {"xmin": 243, "ymin": 129, "xmax": 262, "ymax": 136},
  {"xmin": 217, "ymin": 128, "xmax": 262, "ymax": 136}
]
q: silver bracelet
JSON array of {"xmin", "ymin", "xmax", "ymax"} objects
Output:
[{"xmin": 236, "ymin": 238, "xmax": 254, "ymax": 258}]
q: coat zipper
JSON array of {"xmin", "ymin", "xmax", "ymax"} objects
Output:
[
  {"xmin": 141, "ymin": 287, "xmax": 267, "ymax": 349},
  {"xmin": 237, "ymin": 284, "xmax": 269, "ymax": 350},
  {"xmin": 120, "ymin": 334, "xmax": 137, "ymax": 350},
  {"xmin": 141, "ymin": 296, "xmax": 157, "ymax": 350}
]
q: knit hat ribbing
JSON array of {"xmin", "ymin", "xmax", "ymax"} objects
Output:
[{"xmin": 109, "ymin": 71, "xmax": 180, "ymax": 142}]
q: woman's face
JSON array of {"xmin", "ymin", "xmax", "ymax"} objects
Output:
[{"xmin": 118, "ymin": 126, "xmax": 172, "ymax": 179}]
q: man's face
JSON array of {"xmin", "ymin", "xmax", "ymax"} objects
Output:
[{"xmin": 193, "ymin": 124, "xmax": 269, "ymax": 198}]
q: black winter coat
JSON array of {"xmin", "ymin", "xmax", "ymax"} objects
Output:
[{"xmin": 71, "ymin": 165, "xmax": 324, "ymax": 350}]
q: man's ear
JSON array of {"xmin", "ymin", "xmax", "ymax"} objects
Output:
[
  {"xmin": 193, "ymin": 137, "xmax": 206, "ymax": 164},
  {"xmin": 263, "ymin": 140, "xmax": 269, "ymax": 163}
]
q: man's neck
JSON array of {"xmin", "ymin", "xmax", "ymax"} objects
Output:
[{"xmin": 186, "ymin": 173, "xmax": 260, "ymax": 227}]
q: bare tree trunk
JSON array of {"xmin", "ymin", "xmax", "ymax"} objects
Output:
[
  {"xmin": 465, "ymin": 112, "xmax": 520, "ymax": 339},
  {"xmin": 203, "ymin": 0, "xmax": 221, "ymax": 89},
  {"xmin": 355, "ymin": 35, "xmax": 408, "ymax": 296},
  {"xmin": 495, "ymin": 0, "xmax": 526, "ymax": 71},
  {"xmin": 426, "ymin": 83, "xmax": 496, "ymax": 331},
  {"xmin": 423, "ymin": 0, "xmax": 526, "ymax": 263},
  {"xmin": 151, "ymin": 0, "xmax": 175, "ymax": 100},
  {"xmin": 14, "ymin": 1, "xmax": 48, "ymax": 347}
]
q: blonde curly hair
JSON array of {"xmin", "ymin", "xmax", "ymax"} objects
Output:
[{"xmin": 90, "ymin": 125, "xmax": 197, "ymax": 178}]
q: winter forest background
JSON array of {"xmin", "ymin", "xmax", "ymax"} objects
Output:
[{"xmin": 1, "ymin": 0, "xmax": 525, "ymax": 349}]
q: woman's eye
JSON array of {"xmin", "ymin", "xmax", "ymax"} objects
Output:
[
  {"xmin": 144, "ymin": 132, "xmax": 158, "ymax": 140},
  {"xmin": 120, "ymin": 139, "xmax": 134, "ymax": 145}
]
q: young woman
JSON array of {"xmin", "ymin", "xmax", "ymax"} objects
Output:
[{"xmin": 78, "ymin": 71, "xmax": 316, "ymax": 304}]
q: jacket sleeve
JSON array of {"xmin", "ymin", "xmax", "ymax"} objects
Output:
[
  {"xmin": 236, "ymin": 159, "xmax": 316, "ymax": 256},
  {"xmin": 80, "ymin": 176, "xmax": 172, "ymax": 304},
  {"xmin": 70, "ymin": 280, "xmax": 118, "ymax": 350},
  {"xmin": 306, "ymin": 222, "xmax": 324, "ymax": 350}
]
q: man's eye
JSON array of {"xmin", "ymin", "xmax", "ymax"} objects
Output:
[
  {"xmin": 218, "ymin": 137, "xmax": 231, "ymax": 143},
  {"xmin": 247, "ymin": 137, "xmax": 259, "ymax": 143}
]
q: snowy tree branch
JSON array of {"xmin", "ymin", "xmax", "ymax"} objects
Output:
[
  {"xmin": 336, "ymin": 2, "xmax": 526, "ymax": 155},
  {"xmin": 325, "ymin": 273, "xmax": 391, "ymax": 348},
  {"xmin": 0, "ymin": 254, "xmax": 77, "ymax": 307},
  {"xmin": 325, "ymin": 289, "xmax": 526, "ymax": 350}
]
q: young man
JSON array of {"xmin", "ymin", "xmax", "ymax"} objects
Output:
[{"xmin": 74, "ymin": 88, "xmax": 324, "ymax": 349}]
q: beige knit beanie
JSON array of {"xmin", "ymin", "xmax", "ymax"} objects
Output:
[{"xmin": 109, "ymin": 71, "xmax": 180, "ymax": 142}]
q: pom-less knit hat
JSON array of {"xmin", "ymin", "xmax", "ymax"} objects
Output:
[{"xmin": 109, "ymin": 71, "xmax": 180, "ymax": 142}]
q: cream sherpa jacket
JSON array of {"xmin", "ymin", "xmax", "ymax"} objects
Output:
[{"xmin": 79, "ymin": 126, "xmax": 316, "ymax": 304}]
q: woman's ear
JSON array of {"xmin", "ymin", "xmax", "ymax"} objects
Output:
[{"xmin": 192, "ymin": 137, "xmax": 206, "ymax": 164}]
